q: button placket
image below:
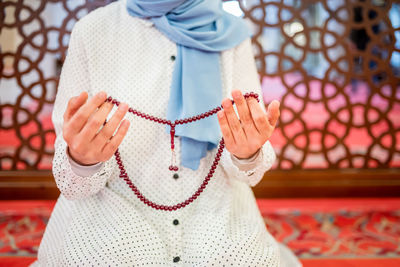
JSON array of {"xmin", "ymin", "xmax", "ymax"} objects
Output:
[
  {"xmin": 169, "ymin": 144, "xmax": 182, "ymax": 264},
  {"xmin": 170, "ymin": 216, "xmax": 182, "ymax": 264}
]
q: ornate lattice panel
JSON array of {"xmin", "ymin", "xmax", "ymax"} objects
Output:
[
  {"xmin": 0, "ymin": 0, "xmax": 399, "ymax": 170},
  {"xmin": 240, "ymin": 0, "xmax": 400, "ymax": 169},
  {"xmin": 0, "ymin": 0, "xmax": 116, "ymax": 170}
]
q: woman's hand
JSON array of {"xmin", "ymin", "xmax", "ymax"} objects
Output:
[
  {"xmin": 63, "ymin": 91, "xmax": 130, "ymax": 165},
  {"xmin": 217, "ymin": 90, "xmax": 280, "ymax": 159}
]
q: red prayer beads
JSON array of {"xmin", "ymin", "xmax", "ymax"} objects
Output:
[{"xmin": 106, "ymin": 92, "xmax": 259, "ymax": 210}]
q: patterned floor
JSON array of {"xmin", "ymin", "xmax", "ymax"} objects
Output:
[
  {"xmin": 258, "ymin": 199, "xmax": 400, "ymax": 259},
  {"xmin": 0, "ymin": 199, "xmax": 400, "ymax": 266}
]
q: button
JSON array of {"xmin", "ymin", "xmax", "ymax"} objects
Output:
[
  {"xmin": 173, "ymin": 219, "xmax": 179, "ymax": 225},
  {"xmin": 170, "ymin": 55, "xmax": 176, "ymax": 61},
  {"xmin": 173, "ymin": 256, "xmax": 180, "ymax": 262},
  {"xmin": 173, "ymin": 173, "xmax": 179, "ymax": 179}
]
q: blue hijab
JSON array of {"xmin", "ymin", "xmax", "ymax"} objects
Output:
[{"xmin": 126, "ymin": 0, "xmax": 250, "ymax": 170}]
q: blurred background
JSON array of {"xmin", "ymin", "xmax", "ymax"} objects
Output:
[{"xmin": 0, "ymin": 0, "xmax": 399, "ymax": 266}]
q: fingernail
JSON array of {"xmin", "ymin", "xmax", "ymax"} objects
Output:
[
  {"xmin": 98, "ymin": 91, "xmax": 106, "ymax": 98},
  {"xmin": 217, "ymin": 111, "xmax": 224, "ymax": 118},
  {"xmin": 120, "ymin": 103, "xmax": 128, "ymax": 111},
  {"xmin": 232, "ymin": 91, "xmax": 241, "ymax": 99},
  {"xmin": 222, "ymin": 98, "xmax": 231, "ymax": 108}
]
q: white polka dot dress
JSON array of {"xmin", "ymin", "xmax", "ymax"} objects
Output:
[{"xmin": 31, "ymin": 1, "xmax": 300, "ymax": 266}]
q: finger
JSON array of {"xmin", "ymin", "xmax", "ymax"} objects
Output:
[
  {"xmin": 247, "ymin": 98, "xmax": 270, "ymax": 135},
  {"xmin": 100, "ymin": 120, "xmax": 130, "ymax": 161},
  {"xmin": 64, "ymin": 92, "xmax": 88, "ymax": 121},
  {"xmin": 93, "ymin": 103, "xmax": 129, "ymax": 145},
  {"xmin": 232, "ymin": 90, "xmax": 258, "ymax": 137},
  {"xmin": 267, "ymin": 100, "xmax": 280, "ymax": 127},
  {"xmin": 68, "ymin": 91, "xmax": 107, "ymax": 135},
  {"xmin": 221, "ymin": 98, "xmax": 247, "ymax": 144},
  {"xmin": 78, "ymin": 101, "xmax": 114, "ymax": 141},
  {"xmin": 217, "ymin": 110, "xmax": 235, "ymax": 151}
]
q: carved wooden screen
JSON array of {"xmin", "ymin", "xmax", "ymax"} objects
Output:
[
  {"xmin": 1, "ymin": 0, "xmax": 399, "ymax": 172},
  {"xmin": 0, "ymin": 0, "xmax": 116, "ymax": 170},
  {"xmin": 239, "ymin": 0, "xmax": 400, "ymax": 169}
]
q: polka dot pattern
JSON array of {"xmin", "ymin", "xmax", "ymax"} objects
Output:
[{"xmin": 31, "ymin": 1, "xmax": 288, "ymax": 266}]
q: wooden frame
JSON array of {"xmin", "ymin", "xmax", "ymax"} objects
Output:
[
  {"xmin": 1, "ymin": 170, "xmax": 399, "ymax": 200},
  {"xmin": 255, "ymin": 169, "xmax": 400, "ymax": 198}
]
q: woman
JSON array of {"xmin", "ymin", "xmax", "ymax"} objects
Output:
[{"xmin": 32, "ymin": 0, "xmax": 301, "ymax": 266}]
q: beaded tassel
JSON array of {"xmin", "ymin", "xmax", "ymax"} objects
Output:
[{"xmin": 168, "ymin": 123, "xmax": 178, "ymax": 171}]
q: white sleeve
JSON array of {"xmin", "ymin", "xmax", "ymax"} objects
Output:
[
  {"xmin": 221, "ymin": 141, "xmax": 276, "ymax": 187},
  {"xmin": 51, "ymin": 21, "xmax": 115, "ymax": 200},
  {"xmin": 220, "ymin": 38, "xmax": 277, "ymax": 187}
]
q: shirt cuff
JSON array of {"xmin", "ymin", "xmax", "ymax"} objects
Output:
[
  {"xmin": 230, "ymin": 149, "xmax": 262, "ymax": 174},
  {"xmin": 66, "ymin": 147, "xmax": 104, "ymax": 177}
]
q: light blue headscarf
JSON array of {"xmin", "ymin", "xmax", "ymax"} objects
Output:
[{"xmin": 126, "ymin": 0, "xmax": 250, "ymax": 170}]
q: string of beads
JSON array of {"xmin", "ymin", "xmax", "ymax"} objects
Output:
[{"xmin": 105, "ymin": 92, "xmax": 259, "ymax": 210}]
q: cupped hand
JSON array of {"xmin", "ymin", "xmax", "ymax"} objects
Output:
[
  {"xmin": 217, "ymin": 90, "xmax": 280, "ymax": 159},
  {"xmin": 62, "ymin": 91, "xmax": 130, "ymax": 165}
]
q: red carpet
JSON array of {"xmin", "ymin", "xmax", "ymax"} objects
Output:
[{"xmin": 0, "ymin": 199, "xmax": 399, "ymax": 266}]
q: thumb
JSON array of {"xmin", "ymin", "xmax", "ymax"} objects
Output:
[
  {"xmin": 266, "ymin": 100, "xmax": 280, "ymax": 127},
  {"xmin": 64, "ymin": 91, "xmax": 88, "ymax": 121}
]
